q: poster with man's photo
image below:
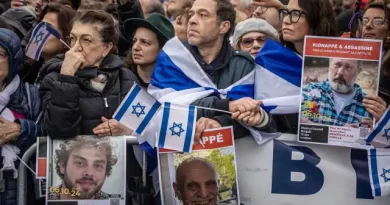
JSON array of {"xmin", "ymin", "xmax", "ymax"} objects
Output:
[
  {"xmin": 46, "ymin": 135, "xmax": 127, "ymax": 205},
  {"xmin": 298, "ymin": 36, "xmax": 383, "ymax": 148},
  {"xmin": 158, "ymin": 126, "xmax": 240, "ymax": 205}
]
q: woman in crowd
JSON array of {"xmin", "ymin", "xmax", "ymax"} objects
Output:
[
  {"xmin": 361, "ymin": 2, "xmax": 390, "ymax": 112},
  {"xmin": 232, "ymin": 18, "xmax": 279, "ymax": 58},
  {"xmin": 279, "ymin": 0, "xmax": 338, "ymax": 55},
  {"xmin": 0, "ymin": 28, "xmax": 43, "ymax": 205},
  {"xmin": 26, "ymin": 3, "xmax": 76, "ymax": 84},
  {"xmin": 124, "ymin": 13, "xmax": 175, "ymax": 87},
  {"xmin": 40, "ymin": 10, "xmax": 139, "ymax": 138}
]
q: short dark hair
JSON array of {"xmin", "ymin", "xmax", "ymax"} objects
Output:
[
  {"xmin": 72, "ymin": 10, "xmax": 119, "ymax": 54},
  {"xmin": 214, "ymin": 0, "xmax": 236, "ymax": 38},
  {"xmin": 39, "ymin": 3, "xmax": 76, "ymax": 46},
  {"xmin": 55, "ymin": 136, "xmax": 118, "ymax": 179}
]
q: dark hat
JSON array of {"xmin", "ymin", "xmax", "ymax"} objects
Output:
[{"xmin": 123, "ymin": 13, "xmax": 175, "ymax": 43}]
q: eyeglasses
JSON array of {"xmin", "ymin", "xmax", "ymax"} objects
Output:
[
  {"xmin": 279, "ymin": 9, "xmax": 306, "ymax": 23},
  {"xmin": 68, "ymin": 35, "xmax": 98, "ymax": 48},
  {"xmin": 361, "ymin": 18, "xmax": 388, "ymax": 28},
  {"xmin": 253, "ymin": 6, "xmax": 269, "ymax": 18},
  {"xmin": 0, "ymin": 51, "xmax": 7, "ymax": 59},
  {"xmin": 240, "ymin": 36, "xmax": 266, "ymax": 48}
]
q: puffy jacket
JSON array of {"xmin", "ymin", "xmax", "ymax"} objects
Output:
[
  {"xmin": 182, "ymin": 39, "xmax": 276, "ymax": 139},
  {"xmin": 0, "ymin": 6, "xmax": 36, "ymax": 40},
  {"xmin": 39, "ymin": 54, "xmax": 139, "ymax": 138},
  {"xmin": 0, "ymin": 29, "xmax": 44, "ymax": 205}
]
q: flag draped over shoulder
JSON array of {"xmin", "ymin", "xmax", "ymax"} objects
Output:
[
  {"xmin": 148, "ymin": 37, "xmax": 280, "ymax": 145},
  {"xmin": 25, "ymin": 22, "xmax": 61, "ymax": 61},
  {"xmin": 254, "ymin": 39, "xmax": 302, "ymax": 114},
  {"xmin": 368, "ymin": 148, "xmax": 390, "ymax": 196}
]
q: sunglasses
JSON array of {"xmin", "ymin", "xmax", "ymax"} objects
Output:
[{"xmin": 240, "ymin": 36, "xmax": 266, "ymax": 48}]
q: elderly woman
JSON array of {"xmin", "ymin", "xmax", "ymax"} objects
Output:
[
  {"xmin": 40, "ymin": 10, "xmax": 139, "ymax": 138},
  {"xmin": 361, "ymin": 2, "xmax": 390, "ymax": 114},
  {"xmin": 0, "ymin": 28, "xmax": 43, "ymax": 205},
  {"xmin": 232, "ymin": 18, "xmax": 279, "ymax": 57}
]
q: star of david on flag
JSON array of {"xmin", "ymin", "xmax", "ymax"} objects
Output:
[
  {"xmin": 158, "ymin": 102, "xmax": 197, "ymax": 152},
  {"xmin": 25, "ymin": 22, "xmax": 61, "ymax": 61},
  {"xmin": 368, "ymin": 148, "xmax": 390, "ymax": 196},
  {"xmin": 366, "ymin": 106, "xmax": 390, "ymax": 148},
  {"xmin": 114, "ymin": 84, "xmax": 161, "ymax": 135}
]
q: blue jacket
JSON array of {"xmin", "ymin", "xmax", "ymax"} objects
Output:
[{"xmin": 0, "ymin": 28, "xmax": 45, "ymax": 205}]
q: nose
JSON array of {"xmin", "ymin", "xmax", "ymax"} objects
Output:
[
  {"xmin": 336, "ymin": 65, "xmax": 346, "ymax": 76},
  {"xmin": 252, "ymin": 40, "xmax": 261, "ymax": 49},
  {"xmin": 282, "ymin": 14, "xmax": 291, "ymax": 25},
  {"xmin": 133, "ymin": 41, "xmax": 141, "ymax": 51},
  {"xmin": 198, "ymin": 185, "xmax": 208, "ymax": 199},
  {"xmin": 83, "ymin": 166, "xmax": 95, "ymax": 177},
  {"xmin": 188, "ymin": 14, "xmax": 197, "ymax": 26}
]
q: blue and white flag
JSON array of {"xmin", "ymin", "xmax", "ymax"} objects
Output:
[
  {"xmin": 114, "ymin": 84, "xmax": 161, "ymax": 136},
  {"xmin": 148, "ymin": 37, "xmax": 254, "ymax": 104},
  {"xmin": 368, "ymin": 148, "xmax": 390, "ymax": 196},
  {"xmin": 25, "ymin": 22, "xmax": 61, "ymax": 61},
  {"xmin": 158, "ymin": 102, "xmax": 197, "ymax": 152},
  {"xmin": 255, "ymin": 39, "xmax": 302, "ymax": 114},
  {"xmin": 366, "ymin": 106, "xmax": 390, "ymax": 148}
]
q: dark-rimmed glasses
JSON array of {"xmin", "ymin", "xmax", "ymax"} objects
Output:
[
  {"xmin": 279, "ymin": 9, "xmax": 306, "ymax": 23},
  {"xmin": 240, "ymin": 36, "xmax": 266, "ymax": 48}
]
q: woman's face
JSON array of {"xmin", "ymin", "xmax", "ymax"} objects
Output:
[
  {"xmin": 69, "ymin": 23, "xmax": 113, "ymax": 68},
  {"xmin": 41, "ymin": 12, "xmax": 64, "ymax": 60},
  {"xmin": 132, "ymin": 27, "xmax": 160, "ymax": 66},
  {"xmin": 0, "ymin": 47, "xmax": 8, "ymax": 86},
  {"xmin": 281, "ymin": 0, "xmax": 310, "ymax": 44},
  {"xmin": 362, "ymin": 8, "xmax": 389, "ymax": 41},
  {"xmin": 239, "ymin": 32, "xmax": 267, "ymax": 57}
]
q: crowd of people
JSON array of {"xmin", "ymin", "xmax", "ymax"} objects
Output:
[{"xmin": 0, "ymin": 0, "xmax": 389, "ymax": 204}]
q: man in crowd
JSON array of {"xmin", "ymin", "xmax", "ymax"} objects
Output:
[
  {"xmin": 251, "ymin": 0, "xmax": 288, "ymax": 31},
  {"xmin": 301, "ymin": 58, "xmax": 373, "ymax": 128},
  {"xmin": 173, "ymin": 158, "xmax": 219, "ymax": 205},
  {"xmin": 48, "ymin": 136, "xmax": 118, "ymax": 200},
  {"xmin": 170, "ymin": 0, "xmax": 272, "ymax": 140}
]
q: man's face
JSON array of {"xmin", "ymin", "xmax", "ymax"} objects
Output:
[
  {"xmin": 61, "ymin": 146, "xmax": 108, "ymax": 199},
  {"xmin": 328, "ymin": 58, "xmax": 360, "ymax": 94},
  {"xmin": 175, "ymin": 161, "xmax": 218, "ymax": 205},
  {"xmin": 187, "ymin": 0, "xmax": 223, "ymax": 46}
]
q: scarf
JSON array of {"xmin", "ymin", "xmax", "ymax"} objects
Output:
[
  {"xmin": 0, "ymin": 75, "xmax": 21, "ymax": 173},
  {"xmin": 90, "ymin": 74, "xmax": 108, "ymax": 93}
]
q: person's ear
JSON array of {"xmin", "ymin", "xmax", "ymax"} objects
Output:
[
  {"xmin": 219, "ymin": 21, "xmax": 231, "ymax": 36},
  {"xmin": 103, "ymin": 42, "xmax": 114, "ymax": 57},
  {"xmin": 173, "ymin": 182, "xmax": 182, "ymax": 200}
]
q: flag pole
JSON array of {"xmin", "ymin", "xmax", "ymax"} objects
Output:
[{"xmin": 59, "ymin": 39, "xmax": 71, "ymax": 49}]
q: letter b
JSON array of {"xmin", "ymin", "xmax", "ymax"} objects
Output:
[{"xmin": 272, "ymin": 140, "xmax": 324, "ymax": 195}]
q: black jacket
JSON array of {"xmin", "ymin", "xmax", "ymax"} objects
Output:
[
  {"xmin": 39, "ymin": 54, "xmax": 139, "ymax": 138},
  {"xmin": 183, "ymin": 39, "xmax": 275, "ymax": 138}
]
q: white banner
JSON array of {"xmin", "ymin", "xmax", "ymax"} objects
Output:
[{"xmin": 236, "ymin": 134, "xmax": 390, "ymax": 205}]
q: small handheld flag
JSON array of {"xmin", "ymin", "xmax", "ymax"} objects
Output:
[
  {"xmin": 114, "ymin": 84, "xmax": 161, "ymax": 135},
  {"xmin": 25, "ymin": 22, "xmax": 63, "ymax": 61},
  {"xmin": 366, "ymin": 106, "xmax": 390, "ymax": 148},
  {"xmin": 158, "ymin": 102, "xmax": 197, "ymax": 152},
  {"xmin": 368, "ymin": 148, "xmax": 390, "ymax": 196}
]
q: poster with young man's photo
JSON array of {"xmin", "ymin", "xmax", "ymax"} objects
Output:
[
  {"xmin": 298, "ymin": 36, "xmax": 383, "ymax": 148},
  {"xmin": 158, "ymin": 126, "xmax": 240, "ymax": 205},
  {"xmin": 46, "ymin": 135, "xmax": 126, "ymax": 205}
]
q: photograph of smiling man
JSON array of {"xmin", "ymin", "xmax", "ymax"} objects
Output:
[{"xmin": 46, "ymin": 135, "xmax": 126, "ymax": 205}]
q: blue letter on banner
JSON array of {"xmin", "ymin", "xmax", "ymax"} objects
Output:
[{"xmin": 272, "ymin": 140, "xmax": 324, "ymax": 195}]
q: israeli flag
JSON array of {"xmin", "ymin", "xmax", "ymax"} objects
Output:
[
  {"xmin": 254, "ymin": 39, "xmax": 302, "ymax": 114},
  {"xmin": 114, "ymin": 84, "xmax": 161, "ymax": 136},
  {"xmin": 25, "ymin": 22, "xmax": 61, "ymax": 61},
  {"xmin": 158, "ymin": 103, "xmax": 197, "ymax": 152},
  {"xmin": 368, "ymin": 148, "xmax": 390, "ymax": 196},
  {"xmin": 148, "ymin": 37, "xmax": 254, "ymax": 104},
  {"xmin": 366, "ymin": 106, "xmax": 390, "ymax": 148}
]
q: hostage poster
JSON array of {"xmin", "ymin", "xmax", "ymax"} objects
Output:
[
  {"xmin": 158, "ymin": 126, "xmax": 240, "ymax": 205},
  {"xmin": 298, "ymin": 36, "xmax": 382, "ymax": 148},
  {"xmin": 46, "ymin": 135, "xmax": 126, "ymax": 205}
]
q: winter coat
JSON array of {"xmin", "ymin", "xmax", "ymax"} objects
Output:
[{"xmin": 39, "ymin": 54, "xmax": 139, "ymax": 138}]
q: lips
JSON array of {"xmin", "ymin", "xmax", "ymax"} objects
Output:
[
  {"xmin": 282, "ymin": 28, "xmax": 293, "ymax": 33},
  {"xmin": 77, "ymin": 180, "xmax": 96, "ymax": 190},
  {"xmin": 133, "ymin": 54, "xmax": 143, "ymax": 59},
  {"xmin": 251, "ymin": 52, "xmax": 259, "ymax": 56},
  {"xmin": 364, "ymin": 33, "xmax": 376, "ymax": 38},
  {"xmin": 193, "ymin": 199, "xmax": 212, "ymax": 205}
]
